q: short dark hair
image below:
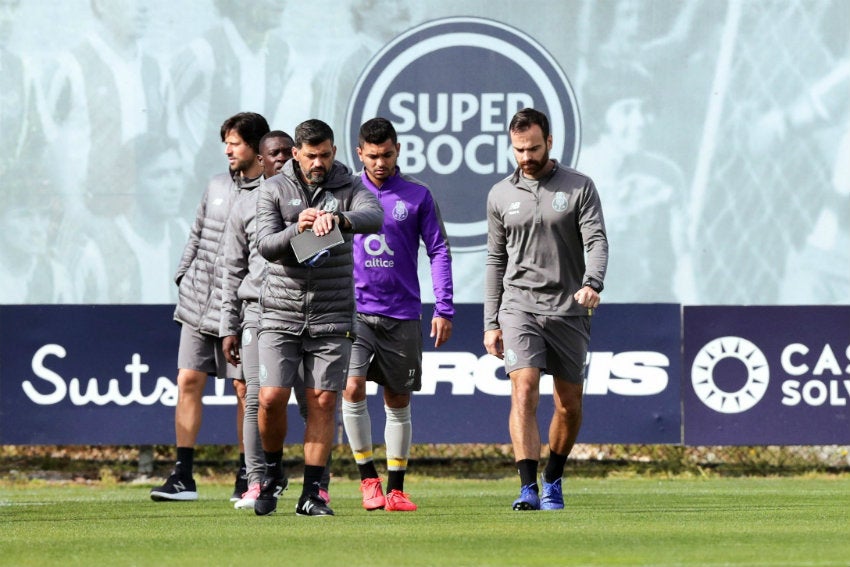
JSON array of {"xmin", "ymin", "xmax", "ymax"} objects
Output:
[
  {"xmin": 509, "ymin": 108, "xmax": 550, "ymax": 140},
  {"xmin": 294, "ymin": 119, "xmax": 334, "ymax": 148},
  {"xmin": 260, "ymin": 130, "xmax": 294, "ymax": 148},
  {"xmin": 219, "ymin": 112, "xmax": 270, "ymax": 153},
  {"xmin": 358, "ymin": 117, "xmax": 397, "ymax": 146}
]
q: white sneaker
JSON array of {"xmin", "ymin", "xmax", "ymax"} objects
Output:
[{"xmin": 234, "ymin": 482, "xmax": 261, "ymax": 509}]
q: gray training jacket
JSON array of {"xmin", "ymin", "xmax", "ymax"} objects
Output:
[
  {"xmin": 256, "ymin": 159, "xmax": 384, "ymax": 337},
  {"xmin": 174, "ymin": 172, "xmax": 262, "ymax": 336},
  {"xmin": 220, "ymin": 177, "xmax": 267, "ymax": 337},
  {"xmin": 484, "ymin": 161, "xmax": 608, "ymax": 330}
]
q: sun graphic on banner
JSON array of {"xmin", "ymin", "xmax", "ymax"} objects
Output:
[{"xmin": 691, "ymin": 336, "xmax": 770, "ymax": 414}]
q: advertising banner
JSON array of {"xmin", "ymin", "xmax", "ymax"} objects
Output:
[
  {"xmin": 0, "ymin": 303, "xmax": 681, "ymax": 445},
  {"xmin": 683, "ymin": 306, "xmax": 850, "ymax": 445},
  {"xmin": 0, "ymin": 305, "xmax": 258, "ymax": 445}
]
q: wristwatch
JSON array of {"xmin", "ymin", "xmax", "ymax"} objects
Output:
[
  {"xmin": 584, "ymin": 278, "xmax": 602, "ymax": 293},
  {"xmin": 334, "ymin": 213, "xmax": 351, "ymax": 231}
]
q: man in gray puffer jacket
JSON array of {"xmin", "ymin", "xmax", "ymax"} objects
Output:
[
  {"xmin": 253, "ymin": 119, "xmax": 383, "ymax": 517},
  {"xmin": 151, "ymin": 112, "xmax": 270, "ymax": 502}
]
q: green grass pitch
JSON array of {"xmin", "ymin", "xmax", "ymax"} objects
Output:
[{"xmin": 2, "ymin": 476, "xmax": 850, "ymax": 566}]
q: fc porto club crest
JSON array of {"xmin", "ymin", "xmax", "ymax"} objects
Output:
[
  {"xmin": 392, "ymin": 200, "xmax": 409, "ymax": 221},
  {"xmin": 347, "ymin": 17, "xmax": 580, "ymax": 251},
  {"xmin": 552, "ymin": 191, "xmax": 568, "ymax": 212},
  {"xmin": 320, "ymin": 194, "xmax": 339, "ymax": 212}
]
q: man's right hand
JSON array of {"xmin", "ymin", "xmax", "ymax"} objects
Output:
[
  {"xmin": 297, "ymin": 208, "xmax": 330, "ymax": 234},
  {"xmin": 222, "ymin": 335, "xmax": 241, "ymax": 366},
  {"xmin": 483, "ymin": 329, "xmax": 504, "ymax": 359}
]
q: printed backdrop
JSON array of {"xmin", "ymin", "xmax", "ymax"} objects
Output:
[{"xmin": 1, "ymin": 0, "xmax": 848, "ymax": 306}]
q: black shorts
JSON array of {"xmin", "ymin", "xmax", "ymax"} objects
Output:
[{"xmin": 348, "ymin": 313, "xmax": 423, "ymax": 393}]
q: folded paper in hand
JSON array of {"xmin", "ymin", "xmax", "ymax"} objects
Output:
[{"xmin": 290, "ymin": 224, "xmax": 344, "ymax": 264}]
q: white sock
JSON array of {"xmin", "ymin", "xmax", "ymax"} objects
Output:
[
  {"xmin": 342, "ymin": 398, "xmax": 373, "ymax": 464},
  {"xmin": 384, "ymin": 404, "xmax": 412, "ymax": 471}
]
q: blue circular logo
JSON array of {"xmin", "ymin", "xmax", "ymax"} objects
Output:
[{"xmin": 346, "ymin": 17, "xmax": 580, "ymax": 251}]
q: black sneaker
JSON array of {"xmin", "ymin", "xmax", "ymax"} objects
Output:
[
  {"xmin": 254, "ymin": 475, "xmax": 288, "ymax": 516},
  {"xmin": 150, "ymin": 472, "xmax": 197, "ymax": 502},
  {"xmin": 230, "ymin": 466, "xmax": 248, "ymax": 502},
  {"xmin": 296, "ymin": 493, "xmax": 335, "ymax": 516}
]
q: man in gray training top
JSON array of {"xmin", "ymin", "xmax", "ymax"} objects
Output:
[{"xmin": 483, "ymin": 108, "xmax": 608, "ymax": 511}]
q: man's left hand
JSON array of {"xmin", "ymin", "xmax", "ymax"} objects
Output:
[
  {"xmin": 431, "ymin": 317, "xmax": 453, "ymax": 348},
  {"xmin": 574, "ymin": 286, "xmax": 601, "ymax": 309}
]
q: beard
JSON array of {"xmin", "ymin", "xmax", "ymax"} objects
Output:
[
  {"xmin": 305, "ymin": 167, "xmax": 328, "ymax": 185},
  {"xmin": 519, "ymin": 151, "xmax": 550, "ymax": 179},
  {"xmin": 229, "ymin": 156, "xmax": 255, "ymax": 174}
]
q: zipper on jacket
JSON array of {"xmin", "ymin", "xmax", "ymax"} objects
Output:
[{"xmin": 533, "ymin": 186, "xmax": 542, "ymax": 224}]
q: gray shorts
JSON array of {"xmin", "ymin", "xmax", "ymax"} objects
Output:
[
  {"xmin": 258, "ymin": 330, "xmax": 352, "ymax": 391},
  {"xmin": 177, "ymin": 324, "xmax": 238, "ymax": 379},
  {"xmin": 498, "ymin": 308, "xmax": 591, "ymax": 383},
  {"xmin": 233, "ymin": 301, "xmax": 262, "ymax": 384},
  {"xmin": 238, "ymin": 321, "xmax": 260, "ymax": 386},
  {"xmin": 349, "ymin": 314, "xmax": 422, "ymax": 393}
]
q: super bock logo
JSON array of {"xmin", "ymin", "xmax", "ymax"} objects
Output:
[{"xmin": 346, "ymin": 17, "xmax": 580, "ymax": 254}]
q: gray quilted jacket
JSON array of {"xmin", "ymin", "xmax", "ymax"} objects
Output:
[
  {"xmin": 256, "ymin": 159, "xmax": 383, "ymax": 337},
  {"xmin": 220, "ymin": 179, "xmax": 266, "ymax": 337},
  {"xmin": 173, "ymin": 172, "xmax": 261, "ymax": 335}
]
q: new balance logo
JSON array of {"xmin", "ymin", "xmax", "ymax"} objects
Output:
[
  {"xmin": 173, "ymin": 481, "xmax": 186, "ymax": 492},
  {"xmin": 272, "ymin": 485, "xmax": 283, "ymax": 498},
  {"xmin": 302, "ymin": 500, "xmax": 315, "ymax": 514}
]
